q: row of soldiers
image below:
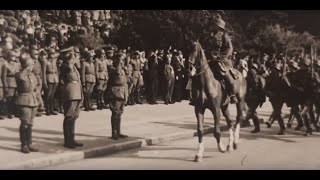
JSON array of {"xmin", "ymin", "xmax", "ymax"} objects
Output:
[{"xmin": 0, "ymin": 45, "xmax": 188, "ymax": 120}]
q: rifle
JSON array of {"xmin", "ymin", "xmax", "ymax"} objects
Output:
[
  {"xmin": 311, "ymin": 45, "xmax": 314, "ymax": 79},
  {"xmin": 283, "ymin": 46, "xmax": 288, "ymax": 75}
]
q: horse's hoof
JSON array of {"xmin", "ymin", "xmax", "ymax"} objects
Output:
[
  {"xmin": 227, "ymin": 144, "xmax": 234, "ymax": 152},
  {"xmin": 194, "ymin": 155, "xmax": 202, "ymax": 162},
  {"xmin": 218, "ymin": 145, "xmax": 226, "ymax": 153},
  {"xmin": 233, "ymin": 142, "xmax": 238, "ymax": 150},
  {"xmin": 287, "ymin": 123, "xmax": 292, "ymax": 129}
]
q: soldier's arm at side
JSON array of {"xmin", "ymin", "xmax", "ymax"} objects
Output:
[
  {"xmin": 95, "ymin": 59, "xmax": 99, "ymax": 79},
  {"xmin": 81, "ymin": 62, "xmax": 86, "ymax": 86},
  {"xmin": 2, "ymin": 64, "xmax": 8, "ymax": 93},
  {"xmin": 42, "ymin": 59, "xmax": 47, "ymax": 88}
]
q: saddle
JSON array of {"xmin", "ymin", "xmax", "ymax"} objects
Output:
[{"xmin": 217, "ymin": 61, "xmax": 239, "ymax": 80}]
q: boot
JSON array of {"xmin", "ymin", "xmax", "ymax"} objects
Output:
[
  {"xmin": 50, "ymin": 99, "xmax": 58, "ymax": 115},
  {"xmin": 117, "ymin": 117, "xmax": 128, "ymax": 138},
  {"xmin": 88, "ymin": 95, "xmax": 96, "ymax": 111},
  {"xmin": 225, "ymin": 74, "xmax": 238, "ymax": 104},
  {"xmin": 129, "ymin": 95, "xmax": 135, "ymax": 105},
  {"xmin": 20, "ymin": 124, "xmax": 30, "ymax": 154},
  {"xmin": 84, "ymin": 94, "xmax": 90, "ymax": 111},
  {"xmin": 278, "ymin": 118, "xmax": 286, "ymax": 135},
  {"xmin": 63, "ymin": 118, "xmax": 76, "ymax": 149},
  {"xmin": 27, "ymin": 125, "xmax": 39, "ymax": 152},
  {"xmin": 135, "ymin": 91, "xmax": 143, "ymax": 104},
  {"xmin": 111, "ymin": 117, "xmax": 118, "ymax": 140},
  {"xmin": 71, "ymin": 120, "xmax": 83, "ymax": 147},
  {"xmin": 251, "ymin": 116, "xmax": 260, "ymax": 133},
  {"xmin": 96, "ymin": 92, "xmax": 102, "ymax": 110},
  {"xmin": 45, "ymin": 102, "xmax": 51, "ymax": 116}
]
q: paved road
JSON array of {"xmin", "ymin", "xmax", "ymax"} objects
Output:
[{"xmin": 45, "ymin": 123, "xmax": 320, "ymax": 170}]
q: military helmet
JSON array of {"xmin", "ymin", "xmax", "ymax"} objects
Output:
[
  {"xmin": 274, "ymin": 63, "xmax": 282, "ymax": 71},
  {"xmin": 214, "ymin": 18, "xmax": 226, "ymax": 31},
  {"xmin": 291, "ymin": 61, "xmax": 299, "ymax": 69},
  {"xmin": 251, "ymin": 63, "xmax": 259, "ymax": 70},
  {"xmin": 301, "ymin": 58, "xmax": 311, "ymax": 67},
  {"xmin": 20, "ymin": 56, "xmax": 33, "ymax": 69},
  {"xmin": 48, "ymin": 48, "xmax": 56, "ymax": 55}
]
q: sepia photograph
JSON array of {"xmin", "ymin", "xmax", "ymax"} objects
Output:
[{"xmin": 0, "ymin": 10, "xmax": 320, "ymax": 170}]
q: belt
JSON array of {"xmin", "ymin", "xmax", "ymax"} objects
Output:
[
  {"xmin": 98, "ymin": 70, "xmax": 105, "ymax": 72},
  {"xmin": 46, "ymin": 72, "xmax": 57, "ymax": 74},
  {"xmin": 69, "ymin": 81, "xmax": 79, "ymax": 84}
]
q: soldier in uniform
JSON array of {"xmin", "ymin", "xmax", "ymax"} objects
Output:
[
  {"xmin": 203, "ymin": 17, "xmax": 238, "ymax": 104},
  {"xmin": 245, "ymin": 64, "xmax": 265, "ymax": 133},
  {"xmin": 59, "ymin": 47, "xmax": 83, "ymax": 149},
  {"xmin": 0, "ymin": 48, "xmax": 7, "ymax": 120},
  {"xmin": 147, "ymin": 52, "xmax": 159, "ymax": 104},
  {"xmin": 172, "ymin": 50, "xmax": 185, "ymax": 103},
  {"xmin": 163, "ymin": 52, "xmax": 175, "ymax": 105},
  {"xmin": 81, "ymin": 50, "xmax": 96, "ymax": 111},
  {"xmin": 157, "ymin": 50, "xmax": 165, "ymax": 101},
  {"xmin": 123, "ymin": 54, "xmax": 133, "ymax": 105},
  {"xmin": 15, "ymin": 56, "xmax": 39, "ymax": 153},
  {"xmin": 42, "ymin": 48, "xmax": 59, "ymax": 116},
  {"xmin": 95, "ymin": 49, "xmax": 108, "ymax": 110},
  {"xmin": 109, "ymin": 53, "xmax": 128, "ymax": 140},
  {"xmin": 5, "ymin": 50, "xmax": 21, "ymax": 119},
  {"xmin": 30, "ymin": 49, "xmax": 44, "ymax": 117},
  {"xmin": 103, "ymin": 47, "xmax": 114, "ymax": 108},
  {"xmin": 130, "ymin": 51, "xmax": 143, "ymax": 105}
]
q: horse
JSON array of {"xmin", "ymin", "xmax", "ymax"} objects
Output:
[{"xmin": 187, "ymin": 40, "xmax": 247, "ymax": 162}]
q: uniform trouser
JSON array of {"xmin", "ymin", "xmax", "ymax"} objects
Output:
[
  {"xmin": 246, "ymin": 100, "xmax": 260, "ymax": 130},
  {"xmin": 173, "ymin": 72, "xmax": 183, "ymax": 102},
  {"xmin": 96, "ymin": 80, "xmax": 108, "ymax": 108},
  {"xmin": 270, "ymin": 98, "xmax": 286, "ymax": 131},
  {"xmin": 83, "ymin": 82, "xmax": 95, "ymax": 110},
  {"xmin": 223, "ymin": 72, "xmax": 236, "ymax": 96},
  {"xmin": 127, "ymin": 81, "xmax": 134, "ymax": 104},
  {"xmin": 110, "ymin": 97, "xmax": 124, "ymax": 135},
  {"xmin": 18, "ymin": 106, "xmax": 37, "ymax": 147},
  {"xmin": 149, "ymin": 77, "xmax": 159, "ymax": 103},
  {"xmin": 164, "ymin": 78, "xmax": 175, "ymax": 103},
  {"xmin": 6, "ymin": 96, "xmax": 16, "ymax": 117},
  {"xmin": 131, "ymin": 76, "xmax": 143, "ymax": 103},
  {"xmin": 45, "ymin": 83, "xmax": 58, "ymax": 113},
  {"xmin": 35, "ymin": 91, "xmax": 44, "ymax": 111},
  {"xmin": 63, "ymin": 100, "xmax": 81, "ymax": 145}
]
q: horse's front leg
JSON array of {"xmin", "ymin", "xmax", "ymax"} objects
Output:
[
  {"xmin": 221, "ymin": 104, "xmax": 234, "ymax": 152},
  {"xmin": 211, "ymin": 106, "xmax": 226, "ymax": 153},
  {"xmin": 194, "ymin": 106, "xmax": 205, "ymax": 162}
]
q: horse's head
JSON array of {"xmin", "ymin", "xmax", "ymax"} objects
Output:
[{"xmin": 187, "ymin": 41, "xmax": 208, "ymax": 77}]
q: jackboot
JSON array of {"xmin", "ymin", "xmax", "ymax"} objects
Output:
[
  {"xmin": 117, "ymin": 117, "xmax": 128, "ymax": 138},
  {"xmin": 27, "ymin": 125, "xmax": 39, "ymax": 152},
  {"xmin": 71, "ymin": 120, "xmax": 83, "ymax": 147},
  {"xmin": 20, "ymin": 124, "xmax": 30, "ymax": 154}
]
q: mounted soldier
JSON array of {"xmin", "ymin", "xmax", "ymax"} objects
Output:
[{"xmin": 203, "ymin": 17, "xmax": 238, "ymax": 104}]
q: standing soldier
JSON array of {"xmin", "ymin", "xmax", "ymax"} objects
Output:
[
  {"xmin": 95, "ymin": 49, "xmax": 108, "ymax": 110},
  {"xmin": 123, "ymin": 55, "xmax": 133, "ymax": 106},
  {"xmin": 0, "ymin": 48, "xmax": 7, "ymax": 120},
  {"xmin": 157, "ymin": 50, "xmax": 165, "ymax": 101},
  {"xmin": 163, "ymin": 52, "xmax": 175, "ymax": 105},
  {"xmin": 30, "ymin": 49, "xmax": 44, "ymax": 117},
  {"xmin": 81, "ymin": 50, "xmax": 96, "ymax": 111},
  {"xmin": 147, "ymin": 52, "xmax": 159, "ymax": 104},
  {"xmin": 42, "ymin": 48, "xmax": 59, "ymax": 116},
  {"xmin": 130, "ymin": 51, "xmax": 143, "ymax": 105},
  {"xmin": 172, "ymin": 50, "xmax": 184, "ymax": 103},
  {"xmin": 109, "ymin": 53, "xmax": 128, "ymax": 140},
  {"xmin": 15, "ymin": 56, "xmax": 39, "ymax": 153},
  {"xmin": 5, "ymin": 50, "xmax": 21, "ymax": 119},
  {"xmin": 59, "ymin": 47, "xmax": 83, "ymax": 149}
]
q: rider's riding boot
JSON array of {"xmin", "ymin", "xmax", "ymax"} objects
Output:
[{"xmin": 224, "ymin": 73, "xmax": 238, "ymax": 104}]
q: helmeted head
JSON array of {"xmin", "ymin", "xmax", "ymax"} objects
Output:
[{"xmin": 20, "ymin": 55, "xmax": 34, "ymax": 71}]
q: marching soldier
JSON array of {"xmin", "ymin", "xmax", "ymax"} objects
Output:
[
  {"xmin": 95, "ymin": 49, "xmax": 108, "ymax": 110},
  {"xmin": 5, "ymin": 50, "xmax": 21, "ymax": 119},
  {"xmin": 0, "ymin": 48, "xmax": 7, "ymax": 120},
  {"xmin": 130, "ymin": 51, "xmax": 143, "ymax": 105},
  {"xmin": 163, "ymin": 52, "xmax": 175, "ymax": 104},
  {"xmin": 15, "ymin": 55, "xmax": 39, "ymax": 153},
  {"xmin": 30, "ymin": 49, "xmax": 44, "ymax": 117},
  {"xmin": 109, "ymin": 52, "xmax": 128, "ymax": 140},
  {"xmin": 245, "ymin": 64, "xmax": 265, "ymax": 133},
  {"xmin": 81, "ymin": 50, "xmax": 96, "ymax": 111},
  {"xmin": 59, "ymin": 47, "xmax": 83, "ymax": 149},
  {"xmin": 42, "ymin": 48, "xmax": 59, "ymax": 116}
]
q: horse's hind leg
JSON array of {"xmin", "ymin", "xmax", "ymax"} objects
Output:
[
  {"xmin": 211, "ymin": 107, "xmax": 226, "ymax": 153},
  {"xmin": 194, "ymin": 106, "xmax": 205, "ymax": 162},
  {"xmin": 234, "ymin": 98, "xmax": 245, "ymax": 149},
  {"xmin": 221, "ymin": 104, "xmax": 234, "ymax": 152}
]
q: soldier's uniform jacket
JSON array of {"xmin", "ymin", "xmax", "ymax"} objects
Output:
[
  {"xmin": 123, "ymin": 64, "xmax": 133, "ymax": 83},
  {"xmin": 148, "ymin": 56, "xmax": 158, "ymax": 79},
  {"xmin": 204, "ymin": 32, "xmax": 233, "ymax": 68},
  {"xmin": 109, "ymin": 67, "xmax": 127, "ymax": 100},
  {"xmin": 43, "ymin": 58, "xmax": 59, "ymax": 84},
  {"xmin": 164, "ymin": 64, "xmax": 175, "ymax": 80},
  {"xmin": 95, "ymin": 58, "xmax": 108, "ymax": 80},
  {"xmin": 32, "ymin": 59, "xmax": 42, "ymax": 90},
  {"xmin": 81, "ymin": 61, "xmax": 96, "ymax": 83},
  {"xmin": 246, "ymin": 73, "xmax": 265, "ymax": 103},
  {"xmin": 15, "ymin": 69, "xmax": 38, "ymax": 107},
  {"xmin": 131, "ymin": 58, "xmax": 142, "ymax": 78},
  {"xmin": 0, "ymin": 58, "xmax": 7, "ymax": 89},
  {"xmin": 60, "ymin": 62, "xmax": 83, "ymax": 100},
  {"xmin": 6, "ymin": 61, "xmax": 21, "ymax": 88}
]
